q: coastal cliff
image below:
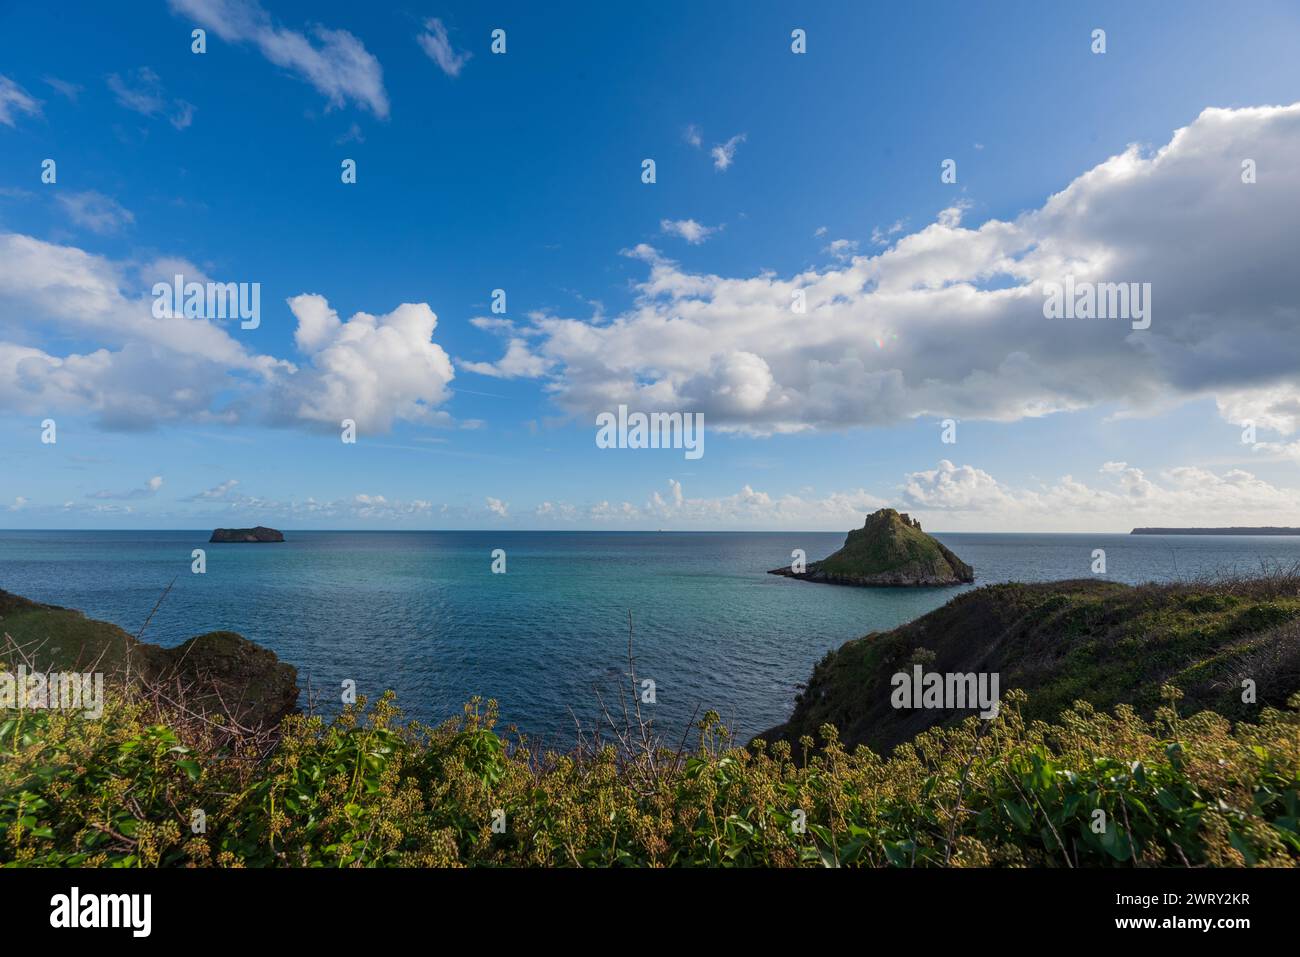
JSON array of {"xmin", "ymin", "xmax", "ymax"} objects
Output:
[
  {"xmin": 0, "ymin": 589, "xmax": 298, "ymax": 729},
  {"xmin": 769, "ymin": 508, "xmax": 974, "ymax": 586},
  {"xmin": 759, "ymin": 575, "xmax": 1300, "ymax": 756}
]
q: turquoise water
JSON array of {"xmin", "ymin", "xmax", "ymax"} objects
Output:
[{"xmin": 2, "ymin": 530, "xmax": 1298, "ymax": 744}]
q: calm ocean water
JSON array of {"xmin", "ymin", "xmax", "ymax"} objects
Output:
[{"xmin": 2, "ymin": 530, "xmax": 1299, "ymax": 744}]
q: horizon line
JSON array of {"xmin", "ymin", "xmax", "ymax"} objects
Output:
[{"xmin": 0, "ymin": 526, "xmax": 1173, "ymax": 535}]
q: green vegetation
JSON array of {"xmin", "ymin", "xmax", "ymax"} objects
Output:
[
  {"xmin": 3, "ymin": 574, "xmax": 1299, "ymax": 868},
  {"xmin": 3, "ymin": 686, "xmax": 1298, "ymax": 867},
  {"xmin": 764, "ymin": 574, "xmax": 1300, "ymax": 755},
  {"xmin": 0, "ymin": 590, "xmax": 298, "ymax": 731}
]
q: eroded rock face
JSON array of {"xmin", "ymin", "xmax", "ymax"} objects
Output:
[
  {"xmin": 769, "ymin": 508, "xmax": 974, "ymax": 587},
  {"xmin": 209, "ymin": 526, "xmax": 285, "ymax": 543}
]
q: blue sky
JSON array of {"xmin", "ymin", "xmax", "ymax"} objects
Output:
[{"xmin": 2, "ymin": 0, "xmax": 1299, "ymax": 531}]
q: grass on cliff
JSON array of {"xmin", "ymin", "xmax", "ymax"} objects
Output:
[
  {"xmin": 770, "ymin": 571, "xmax": 1300, "ymax": 755},
  {"xmin": 3, "ymin": 682, "xmax": 1299, "ymax": 868}
]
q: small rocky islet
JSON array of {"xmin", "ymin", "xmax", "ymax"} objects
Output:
[
  {"xmin": 769, "ymin": 508, "xmax": 974, "ymax": 587},
  {"xmin": 209, "ymin": 526, "xmax": 285, "ymax": 543}
]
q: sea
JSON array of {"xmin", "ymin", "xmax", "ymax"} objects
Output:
[{"xmin": 2, "ymin": 530, "xmax": 1298, "ymax": 745}]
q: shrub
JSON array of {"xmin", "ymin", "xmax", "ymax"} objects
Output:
[{"xmin": 4, "ymin": 685, "xmax": 1298, "ymax": 868}]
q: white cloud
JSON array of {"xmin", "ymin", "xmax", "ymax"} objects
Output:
[
  {"xmin": 88, "ymin": 475, "xmax": 163, "ymax": 500},
  {"xmin": 711, "ymin": 133, "xmax": 746, "ymax": 171},
  {"xmin": 0, "ymin": 75, "xmax": 40, "ymax": 126},
  {"xmin": 0, "ymin": 233, "xmax": 288, "ymax": 429},
  {"xmin": 1215, "ymin": 385, "xmax": 1300, "ymax": 435},
  {"xmin": 335, "ymin": 122, "xmax": 364, "ymax": 144},
  {"xmin": 899, "ymin": 459, "xmax": 1300, "ymax": 530},
  {"xmin": 280, "ymin": 294, "xmax": 455, "ymax": 432},
  {"xmin": 472, "ymin": 102, "xmax": 1300, "ymax": 440},
  {"xmin": 522, "ymin": 459, "xmax": 1300, "ymax": 531},
  {"xmin": 822, "ymin": 238, "xmax": 859, "ymax": 261},
  {"xmin": 57, "ymin": 191, "xmax": 135, "ymax": 234},
  {"xmin": 532, "ymin": 478, "xmax": 887, "ymax": 529},
  {"xmin": 468, "ymin": 316, "xmax": 529, "ymax": 335},
  {"xmin": 871, "ymin": 220, "xmax": 905, "ymax": 245},
  {"xmin": 0, "ymin": 234, "xmax": 457, "ymax": 435},
  {"xmin": 683, "ymin": 124, "xmax": 702, "ymax": 148},
  {"xmin": 106, "ymin": 67, "xmax": 194, "ymax": 129},
  {"xmin": 42, "ymin": 76, "xmax": 81, "ymax": 101},
  {"xmin": 485, "ymin": 496, "xmax": 509, "ymax": 518},
  {"xmin": 416, "ymin": 18, "xmax": 471, "ymax": 78},
  {"xmin": 188, "ymin": 478, "xmax": 240, "ymax": 501},
  {"xmin": 460, "ymin": 338, "xmax": 550, "ymax": 379},
  {"xmin": 902, "ymin": 460, "xmax": 1014, "ymax": 510},
  {"xmin": 660, "ymin": 218, "xmax": 718, "ymax": 244},
  {"xmin": 178, "ymin": 487, "xmax": 437, "ymax": 522},
  {"xmin": 169, "ymin": 0, "xmax": 389, "ymax": 117}
]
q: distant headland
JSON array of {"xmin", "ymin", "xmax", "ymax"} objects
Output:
[
  {"xmin": 1131, "ymin": 527, "xmax": 1300, "ymax": 536},
  {"xmin": 209, "ymin": 526, "xmax": 285, "ymax": 543}
]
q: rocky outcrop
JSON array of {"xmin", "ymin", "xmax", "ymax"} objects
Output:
[
  {"xmin": 769, "ymin": 508, "xmax": 974, "ymax": 587},
  {"xmin": 210, "ymin": 526, "xmax": 285, "ymax": 543},
  {"xmin": 0, "ymin": 589, "xmax": 298, "ymax": 729}
]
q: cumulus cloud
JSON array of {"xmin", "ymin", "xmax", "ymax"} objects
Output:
[
  {"xmin": 106, "ymin": 67, "xmax": 194, "ymax": 129},
  {"xmin": 0, "ymin": 233, "xmax": 290, "ymax": 429},
  {"xmin": 822, "ymin": 238, "xmax": 859, "ymax": 261},
  {"xmin": 470, "ymin": 103, "xmax": 1300, "ymax": 440},
  {"xmin": 902, "ymin": 460, "xmax": 1014, "ymax": 510},
  {"xmin": 682, "ymin": 124, "xmax": 702, "ymax": 148},
  {"xmin": 169, "ymin": 0, "xmax": 389, "ymax": 117},
  {"xmin": 522, "ymin": 458, "xmax": 1300, "ymax": 531},
  {"xmin": 711, "ymin": 133, "xmax": 746, "ymax": 171},
  {"xmin": 57, "ymin": 191, "xmax": 135, "ymax": 234},
  {"xmin": 534, "ymin": 478, "xmax": 887, "ymax": 529},
  {"xmin": 16, "ymin": 459, "xmax": 1297, "ymax": 531},
  {"xmin": 661, "ymin": 219, "xmax": 718, "ymax": 244},
  {"xmin": 280, "ymin": 294, "xmax": 455, "ymax": 432},
  {"xmin": 416, "ymin": 18, "xmax": 471, "ymax": 77},
  {"xmin": 350, "ymin": 494, "xmax": 434, "ymax": 519},
  {"xmin": 460, "ymin": 339, "xmax": 550, "ymax": 379},
  {"xmin": 899, "ymin": 459, "xmax": 1300, "ymax": 530},
  {"xmin": 0, "ymin": 75, "xmax": 40, "ymax": 126},
  {"xmin": 0, "ymin": 234, "xmax": 456, "ymax": 435}
]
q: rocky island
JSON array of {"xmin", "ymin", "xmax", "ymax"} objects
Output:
[
  {"xmin": 210, "ymin": 526, "xmax": 285, "ymax": 543},
  {"xmin": 769, "ymin": 508, "xmax": 974, "ymax": 587}
]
